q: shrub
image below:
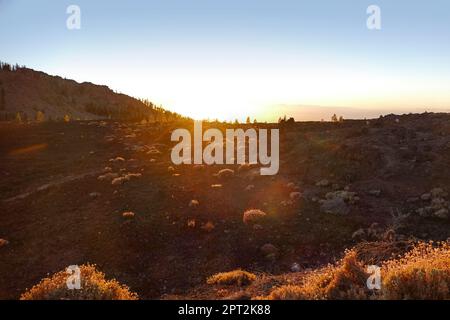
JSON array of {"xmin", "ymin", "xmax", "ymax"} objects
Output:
[
  {"xmin": 0, "ymin": 238, "xmax": 9, "ymax": 248},
  {"xmin": 243, "ymin": 209, "xmax": 267, "ymax": 225},
  {"xmin": 207, "ymin": 270, "xmax": 257, "ymax": 286},
  {"xmin": 122, "ymin": 211, "xmax": 135, "ymax": 219},
  {"xmin": 20, "ymin": 264, "xmax": 138, "ymax": 300},
  {"xmin": 381, "ymin": 242, "xmax": 450, "ymax": 300},
  {"xmin": 216, "ymin": 169, "xmax": 234, "ymax": 179},
  {"xmin": 36, "ymin": 111, "xmax": 45, "ymax": 122},
  {"xmin": 263, "ymin": 285, "xmax": 309, "ymax": 300},
  {"xmin": 264, "ymin": 242, "xmax": 450, "ymax": 300},
  {"xmin": 266, "ymin": 250, "xmax": 370, "ymax": 300}
]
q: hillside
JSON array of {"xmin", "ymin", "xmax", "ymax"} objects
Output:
[
  {"xmin": 0, "ymin": 114, "xmax": 449, "ymax": 299},
  {"xmin": 0, "ymin": 62, "xmax": 181, "ymax": 122}
]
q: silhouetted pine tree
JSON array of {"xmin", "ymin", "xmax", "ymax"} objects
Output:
[{"xmin": 331, "ymin": 114, "xmax": 338, "ymax": 122}]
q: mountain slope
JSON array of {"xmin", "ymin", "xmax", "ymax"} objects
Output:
[{"xmin": 0, "ymin": 62, "xmax": 180, "ymax": 122}]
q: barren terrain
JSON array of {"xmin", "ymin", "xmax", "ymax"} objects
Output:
[{"xmin": 1, "ymin": 114, "xmax": 449, "ymax": 299}]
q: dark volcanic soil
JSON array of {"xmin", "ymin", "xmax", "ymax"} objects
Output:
[{"xmin": 0, "ymin": 114, "xmax": 449, "ymax": 299}]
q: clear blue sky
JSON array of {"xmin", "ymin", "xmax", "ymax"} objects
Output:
[{"xmin": 1, "ymin": 0, "xmax": 449, "ymax": 120}]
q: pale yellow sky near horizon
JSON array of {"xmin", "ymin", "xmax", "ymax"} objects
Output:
[
  {"xmin": 90, "ymin": 68, "xmax": 450, "ymax": 122},
  {"xmin": 46, "ymin": 62, "xmax": 450, "ymax": 122}
]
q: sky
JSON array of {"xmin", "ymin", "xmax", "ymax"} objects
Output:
[{"xmin": 1, "ymin": 0, "xmax": 450, "ymax": 121}]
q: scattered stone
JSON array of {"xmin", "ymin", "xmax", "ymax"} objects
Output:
[
  {"xmin": 406, "ymin": 197, "xmax": 419, "ymax": 203},
  {"xmin": 245, "ymin": 184, "xmax": 255, "ymax": 191},
  {"xmin": 433, "ymin": 208, "xmax": 448, "ymax": 219},
  {"xmin": 189, "ymin": 200, "xmax": 200, "ymax": 207},
  {"xmin": 187, "ymin": 219, "xmax": 196, "ymax": 228},
  {"xmin": 431, "ymin": 197, "xmax": 447, "ymax": 210},
  {"xmin": 289, "ymin": 192, "xmax": 301, "ymax": 201},
  {"xmin": 193, "ymin": 164, "xmax": 206, "ymax": 170},
  {"xmin": 260, "ymin": 243, "xmax": 279, "ymax": 260},
  {"xmin": 416, "ymin": 207, "xmax": 433, "ymax": 217},
  {"xmin": 332, "ymin": 183, "xmax": 340, "ymax": 191},
  {"xmin": 316, "ymin": 179, "xmax": 330, "ymax": 187},
  {"xmin": 325, "ymin": 190, "xmax": 359, "ymax": 204},
  {"xmin": 89, "ymin": 192, "xmax": 101, "ymax": 199},
  {"xmin": 112, "ymin": 176, "xmax": 129, "ymax": 186},
  {"xmin": 168, "ymin": 166, "xmax": 175, "ymax": 173},
  {"xmin": 253, "ymin": 224, "xmax": 263, "ymax": 230},
  {"xmin": 416, "ymin": 188, "xmax": 449, "ymax": 219},
  {"xmin": 125, "ymin": 173, "xmax": 142, "ymax": 180},
  {"xmin": 280, "ymin": 200, "xmax": 293, "ymax": 207},
  {"xmin": 97, "ymin": 173, "xmax": 119, "ymax": 181},
  {"xmin": 211, "ymin": 184, "xmax": 222, "ymax": 189},
  {"xmin": 238, "ymin": 163, "xmax": 252, "ymax": 173},
  {"xmin": 421, "ymin": 193, "xmax": 431, "ymax": 201},
  {"xmin": 111, "ymin": 173, "xmax": 141, "ymax": 186},
  {"xmin": 430, "ymin": 188, "xmax": 447, "ymax": 199},
  {"xmin": 320, "ymin": 197, "xmax": 349, "ymax": 215},
  {"xmin": 147, "ymin": 148, "xmax": 161, "ymax": 155},
  {"xmin": 352, "ymin": 228, "xmax": 366, "ymax": 239},
  {"xmin": 290, "ymin": 263, "xmax": 301, "ymax": 272},
  {"xmin": 368, "ymin": 190, "xmax": 381, "ymax": 197},
  {"xmin": 286, "ymin": 182, "xmax": 299, "ymax": 190},
  {"xmin": 201, "ymin": 221, "xmax": 215, "ymax": 232},
  {"xmin": 109, "ymin": 157, "xmax": 125, "ymax": 163}
]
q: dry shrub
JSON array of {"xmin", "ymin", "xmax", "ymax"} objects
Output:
[
  {"xmin": 216, "ymin": 169, "xmax": 234, "ymax": 179},
  {"xmin": 354, "ymin": 240, "xmax": 415, "ymax": 265},
  {"xmin": 20, "ymin": 264, "xmax": 138, "ymax": 300},
  {"xmin": 207, "ymin": 270, "xmax": 257, "ymax": 286},
  {"xmin": 381, "ymin": 242, "xmax": 450, "ymax": 300},
  {"xmin": 243, "ymin": 209, "xmax": 267, "ymax": 225},
  {"xmin": 266, "ymin": 250, "xmax": 370, "ymax": 300},
  {"xmin": 201, "ymin": 221, "xmax": 215, "ymax": 232},
  {"xmin": 122, "ymin": 211, "xmax": 135, "ymax": 219},
  {"xmin": 264, "ymin": 242, "xmax": 450, "ymax": 300},
  {"xmin": 189, "ymin": 200, "xmax": 200, "ymax": 207},
  {"xmin": 0, "ymin": 238, "xmax": 9, "ymax": 248},
  {"xmin": 97, "ymin": 173, "xmax": 119, "ymax": 181}
]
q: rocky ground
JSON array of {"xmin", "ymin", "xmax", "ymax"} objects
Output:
[{"xmin": 0, "ymin": 113, "xmax": 449, "ymax": 299}]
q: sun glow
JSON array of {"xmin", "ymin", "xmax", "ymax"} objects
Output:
[
  {"xmin": 73, "ymin": 63, "xmax": 450, "ymax": 123},
  {"xmin": 135, "ymin": 62, "xmax": 448, "ymax": 121}
]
